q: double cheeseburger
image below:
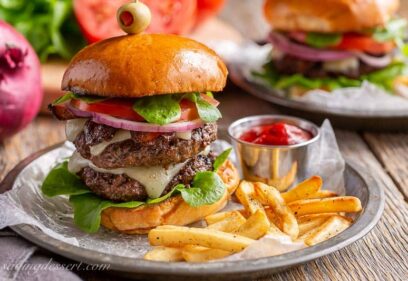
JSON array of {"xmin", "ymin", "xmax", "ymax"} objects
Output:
[
  {"xmin": 43, "ymin": 33, "xmax": 239, "ymax": 234},
  {"xmin": 258, "ymin": 0, "xmax": 408, "ymax": 96}
]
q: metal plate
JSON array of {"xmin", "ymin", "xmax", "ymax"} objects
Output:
[
  {"xmin": 0, "ymin": 144, "xmax": 384, "ymax": 281},
  {"xmin": 229, "ymin": 63, "xmax": 408, "ymax": 132}
]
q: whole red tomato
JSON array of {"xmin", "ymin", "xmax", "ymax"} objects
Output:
[
  {"xmin": 196, "ymin": 0, "xmax": 225, "ymax": 25},
  {"xmin": 74, "ymin": 0, "xmax": 197, "ymax": 43}
]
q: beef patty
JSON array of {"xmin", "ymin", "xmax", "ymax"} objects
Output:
[
  {"xmin": 271, "ymin": 55, "xmax": 382, "ymax": 79},
  {"xmin": 78, "ymin": 153, "xmax": 215, "ymax": 202},
  {"xmin": 74, "ymin": 121, "xmax": 217, "ymax": 169}
]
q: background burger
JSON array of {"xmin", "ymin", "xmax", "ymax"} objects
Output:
[
  {"xmin": 257, "ymin": 0, "xmax": 408, "ymax": 97},
  {"xmin": 42, "ymin": 33, "xmax": 239, "ymax": 234}
]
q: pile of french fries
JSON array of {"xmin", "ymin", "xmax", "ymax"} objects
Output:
[{"xmin": 144, "ymin": 176, "xmax": 362, "ymax": 262}]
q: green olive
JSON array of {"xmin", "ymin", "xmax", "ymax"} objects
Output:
[{"xmin": 117, "ymin": 1, "xmax": 151, "ymax": 35}]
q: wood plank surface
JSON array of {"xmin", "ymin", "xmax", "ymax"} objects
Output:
[
  {"xmin": 363, "ymin": 133, "xmax": 408, "ymax": 201},
  {"xmin": 1, "ymin": 89, "xmax": 407, "ymax": 281}
]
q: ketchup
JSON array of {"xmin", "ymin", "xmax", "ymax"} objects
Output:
[{"xmin": 239, "ymin": 122, "xmax": 313, "ymax": 146}]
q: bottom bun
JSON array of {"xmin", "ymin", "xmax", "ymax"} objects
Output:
[{"xmin": 101, "ymin": 160, "xmax": 240, "ymax": 234}]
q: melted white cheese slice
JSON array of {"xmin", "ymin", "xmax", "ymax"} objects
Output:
[
  {"xmin": 65, "ymin": 119, "xmax": 87, "ymax": 142},
  {"xmin": 176, "ymin": 130, "xmax": 192, "ymax": 140},
  {"xmin": 68, "ymin": 152, "xmax": 187, "ymax": 199},
  {"xmin": 90, "ymin": 130, "xmax": 132, "ymax": 156}
]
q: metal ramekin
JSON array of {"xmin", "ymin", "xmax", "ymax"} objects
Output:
[{"xmin": 228, "ymin": 115, "xmax": 320, "ymax": 191}]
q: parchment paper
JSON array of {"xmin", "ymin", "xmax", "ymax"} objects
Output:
[{"xmin": 0, "ymin": 121, "xmax": 344, "ymax": 260}]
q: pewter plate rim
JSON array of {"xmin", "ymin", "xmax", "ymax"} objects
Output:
[
  {"xmin": 229, "ymin": 63, "xmax": 408, "ymax": 118},
  {"xmin": 1, "ymin": 144, "xmax": 384, "ymax": 279}
]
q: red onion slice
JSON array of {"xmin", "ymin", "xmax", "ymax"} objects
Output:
[
  {"xmin": 67, "ymin": 104, "xmax": 204, "ymax": 132},
  {"xmin": 354, "ymin": 52, "xmax": 392, "ymax": 68},
  {"xmin": 268, "ymin": 32, "xmax": 353, "ymax": 61}
]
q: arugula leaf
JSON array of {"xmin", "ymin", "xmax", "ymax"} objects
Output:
[
  {"xmin": 183, "ymin": 93, "xmax": 222, "ymax": 122},
  {"xmin": 41, "ymin": 162, "xmax": 91, "ymax": 197},
  {"xmin": 180, "ymin": 171, "xmax": 226, "ymax": 207},
  {"xmin": 213, "ymin": 148, "xmax": 232, "ymax": 172},
  {"xmin": 305, "ymin": 33, "xmax": 342, "ymax": 48},
  {"xmin": 146, "ymin": 184, "xmax": 185, "ymax": 204},
  {"xmin": 70, "ymin": 194, "xmax": 144, "ymax": 233},
  {"xmin": 133, "ymin": 95, "xmax": 181, "ymax": 125},
  {"xmin": 52, "ymin": 92, "xmax": 75, "ymax": 106}
]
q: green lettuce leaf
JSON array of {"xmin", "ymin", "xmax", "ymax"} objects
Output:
[
  {"xmin": 0, "ymin": 0, "xmax": 86, "ymax": 61},
  {"xmin": 183, "ymin": 93, "xmax": 222, "ymax": 123},
  {"xmin": 305, "ymin": 33, "xmax": 342, "ymax": 48},
  {"xmin": 51, "ymin": 92, "xmax": 107, "ymax": 106},
  {"xmin": 213, "ymin": 148, "xmax": 232, "ymax": 171},
  {"xmin": 179, "ymin": 171, "xmax": 226, "ymax": 207},
  {"xmin": 133, "ymin": 95, "xmax": 181, "ymax": 125},
  {"xmin": 69, "ymin": 194, "xmax": 144, "ymax": 233},
  {"xmin": 373, "ymin": 18, "xmax": 407, "ymax": 42},
  {"xmin": 41, "ymin": 162, "xmax": 91, "ymax": 197},
  {"xmin": 254, "ymin": 61, "xmax": 407, "ymax": 93}
]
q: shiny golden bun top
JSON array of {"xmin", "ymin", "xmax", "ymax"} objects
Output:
[
  {"xmin": 264, "ymin": 0, "xmax": 400, "ymax": 33},
  {"xmin": 62, "ymin": 34, "xmax": 228, "ymax": 97}
]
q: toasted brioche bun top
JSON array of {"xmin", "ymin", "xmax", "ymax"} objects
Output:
[
  {"xmin": 264, "ymin": 0, "xmax": 400, "ymax": 33},
  {"xmin": 62, "ymin": 34, "xmax": 228, "ymax": 98}
]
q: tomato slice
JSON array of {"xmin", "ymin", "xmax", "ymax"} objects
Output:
[
  {"xmin": 288, "ymin": 32, "xmax": 395, "ymax": 55},
  {"xmin": 71, "ymin": 98, "xmax": 200, "ymax": 122},
  {"xmin": 73, "ymin": 0, "xmax": 197, "ymax": 43},
  {"xmin": 71, "ymin": 98, "xmax": 145, "ymax": 121},
  {"xmin": 336, "ymin": 34, "xmax": 395, "ymax": 55},
  {"xmin": 196, "ymin": 0, "xmax": 226, "ymax": 25}
]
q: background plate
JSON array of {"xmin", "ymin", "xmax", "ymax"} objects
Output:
[
  {"xmin": 229, "ymin": 63, "xmax": 408, "ymax": 132},
  {"xmin": 0, "ymin": 144, "xmax": 384, "ymax": 281}
]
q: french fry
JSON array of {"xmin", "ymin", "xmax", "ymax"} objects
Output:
[
  {"xmin": 235, "ymin": 181, "xmax": 264, "ymax": 214},
  {"xmin": 308, "ymin": 190, "xmax": 338, "ymax": 199},
  {"xmin": 205, "ymin": 210, "xmax": 246, "ymax": 225},
  {"xmin": 254, "ymin": 182, "xmax": 299, "ymax": 239},
  {"xmin": 144, "ymin": 246, "xmax": 184, "ymax": 262},
  {"xmin": 288, "ymin": 196, "xmax": 362, "ymax": 216},
  {"xmin": 297, "ymin": 213, "xmax": 353, "ymax": 223},
  {"xmin": 182, "ymin": 245, "xmax": 231, "ymax": 262},
  {"xmin": 207, "ymin": 212, "xmax": 247, "ymax": 233},
  {"xmin": 301, "ymin": 216, "xmax": 352, "ymax": 246},
  {"xmin": 281, "ymin": 176, "xmax": 322, "ymax": 203},
  {"xmin": 148, "ymin": 225, "xmax": 254, "ymax": 253},
  {"xmin": 268, "ymin": 221, "xmax": 287, "ymax": 237},
  {"xmin": 235, "ymin": 210, "xmax": 270, "ymax": 239},
  {"xmin": 298, "ymin": 217, "xmax": 328, "ymax": 237}
]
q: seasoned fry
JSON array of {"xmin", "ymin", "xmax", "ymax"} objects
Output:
[
  {"xmin": 148, "ymin": 225, "xmax": 254, "ymax": 253},
  {"xmin": 236, "ymin": 181, "xmax": 264, "ymax": 214},
  {"xmin": 207, "ymin": 212, "xmax": 247, "ymax": 233},
  {"xmin": 144, "ymin": 246, "xmax": 184, "ymax": 262},
  {"xmin": 288, "ymin": 196, "xmax": 362, "ymax": 216},
  {"xmin": 298, "ymin": 217, "xmax": 328, "ymax": 237},
  {"xmin": 297, "ymin": 213, "xmax": 353, "ymax": 223},
  {"xmin": 182, "ymin": 245, "xmax": 231, "ymax": 262},
  {"xmin": 281, "ymin": 176, "xmax": 322, "ymax": 203},
  {"xmin": 268, "ymin": 221, "xmax": 287, "ymax": 237},
  {"xmin": 301, "ymin": 216, "xmax": 352, "ymax": 246},
  {"xmin": 205, "ymin": 210, "xmax": 246, "ymax": 225},
  {"xmin": 308, "ymin": 190, "xmax": 338, "ymax": 199},
  {"xmin": 235, "ymin": 210, "xmax": 270, "ymax": 239},
  {"xmin": 254, "ymin": 182, "xmax": 299, "ymax": 239}
]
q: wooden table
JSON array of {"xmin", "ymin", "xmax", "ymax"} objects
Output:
[{"xmin": 1, "ymin": 85, "xmax": 407, "ymax": 281}]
